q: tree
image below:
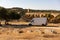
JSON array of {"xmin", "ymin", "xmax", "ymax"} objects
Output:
[
  {"xmin": 20, "ymin": 10, "xmax": 25, "ymax": 17},
  {"xmin": 8, "ymin": 10, "xmax": 21, "ymax": 20},
  {"xmin": 0, "ymin": 6, "xmax": 9, "ymax": 25},
  {"xmin": 0, "ymin": 7, "xmax": 8, "ymax": 20}
]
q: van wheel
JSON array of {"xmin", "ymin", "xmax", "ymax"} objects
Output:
[
  {"xmin": 29, "ymin": 24, "xmax": 32, "ymax": 26},
  {"xmin": 0, "ymin": 24, "xmax": 2, "ymax": 26},
  {"xmin": 42, "ymin": 24, "xmax": 46, "ymax": 26}
]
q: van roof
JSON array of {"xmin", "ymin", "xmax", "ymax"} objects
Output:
[{"xmin": 33, "ymin": 17, "xmax": 47, "ymax": 19}]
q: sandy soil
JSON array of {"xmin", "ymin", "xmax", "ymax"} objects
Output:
[
  {"xmin": 0, "ymin": 26, "xmax": 60, "ymax": 40},
  {"xmin": 7, "ymin": 22, "xmax": 60, "ymax": 27},
  {"xmin": 0, "ymin": 22, "xmax": 60, "ymax": 40}
]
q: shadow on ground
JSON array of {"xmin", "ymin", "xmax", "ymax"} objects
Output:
[{"xmin": 0, "ymin": 24, "xmax": 59, "ymax": 28}]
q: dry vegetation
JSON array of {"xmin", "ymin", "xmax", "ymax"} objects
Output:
[
  {"xmin": 0, "ymin": 26, "xmax": 60, "ymax": 40},
  {"xmin": 0, "ymin": 21, "xmax": 60, "ymax": 40},
  {"xmin": 0, "ymin": 13, "xmax": 59, "ymax": 40},
  {"xmin": 22, "ymin": 13, "xmax": 60, "ymax": 23},
  {"xmin": 0, "ymin": 6, "xmax": 60, "ymax": 40}
]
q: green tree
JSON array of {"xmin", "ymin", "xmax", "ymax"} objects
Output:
[
  {"xmin": 0, "ymin": 7, "xmax": 9, "ymax": 25},
  {"xmin": 8, "ymin": 11, "xmax": 21, "ymax": 20},
  {"xmin": 0, "ymin": 7, "xmax": 8, "ymax": 20}
]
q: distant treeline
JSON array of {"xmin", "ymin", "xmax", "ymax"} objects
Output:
[
  {"xmin": 0, "ymin": 6, "xmax": 60, "ymax": 23},
  {"xmin": 27, "ymin": 9, "xmax": 60, "ymax": 13}
]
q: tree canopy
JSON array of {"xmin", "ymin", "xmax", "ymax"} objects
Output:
[{"xmin": 0, "ymin": 6, "xmax": 25, "ymax": 21}]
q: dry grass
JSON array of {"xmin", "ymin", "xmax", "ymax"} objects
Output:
[
  {"xmin": 0, "ymin": 22, "xmax": 60, "ymax": 40},
  {"xmin": 0, "ymin": 26, "xmax": 60, "ymax": 40}
]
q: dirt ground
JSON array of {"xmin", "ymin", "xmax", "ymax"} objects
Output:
[
  {"xmin": 0, "ymin": 25, "xmax": 60, "ymax": 40},
  {"xmin": 0, "ymin": 22, "xmax": 60, "ymax": 40},
  {"xmin": 7, "ymin": 22, "xmax": 60, "ymax": 27}
]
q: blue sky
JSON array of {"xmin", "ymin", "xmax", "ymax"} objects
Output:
[{"xmin": 0, "ymin": 0, "xmax": 60, "ymax": 10}]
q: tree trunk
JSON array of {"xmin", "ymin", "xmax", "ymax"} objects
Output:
[
  {"xmin": 0, "ymin": 22, "xmax": 2, "ymax": 26},
  {"xmin": 5, "ymin": 21, "xmax": 8, "ymax": 25}
]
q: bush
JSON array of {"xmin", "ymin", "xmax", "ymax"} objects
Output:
[{"xmin": 19, "ymin": 30, "xmax": 24, "ymax": 33}]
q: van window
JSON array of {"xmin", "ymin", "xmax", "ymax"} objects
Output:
[{"xmin": 31, "ymin": 20, "xmax": 34, "ymax": 22}]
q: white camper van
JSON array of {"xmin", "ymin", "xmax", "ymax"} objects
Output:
[{"xmin": 29, "ymin": 17, "xmax": 47, "ymax": 26}]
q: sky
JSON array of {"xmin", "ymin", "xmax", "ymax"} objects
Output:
[{"xmin": 0, "ymin": 0, "xmax": 60, "ymax": 10}]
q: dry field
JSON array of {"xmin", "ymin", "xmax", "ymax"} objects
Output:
[
  {"xmin": 0, "ymin": 22, "xmax": 60, "ymax": 40},
  {"xmin": 8, "ymin": 22, "xmax": 60, "ymax": 26}
]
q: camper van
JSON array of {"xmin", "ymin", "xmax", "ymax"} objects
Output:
[{"xmin": 29, "ymin": 17, "xmax": 47, "ymax": 26}]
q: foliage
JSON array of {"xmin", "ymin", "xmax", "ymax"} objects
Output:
[
  {"xmin": 0, "ymin": 6, "xmax": 26, "ymax": 23},
  {"xmin": 0, "ymin": 6, "xmax": 60, "ymax": 23},
  {"xmin": 0, "ymin": 7, "xmax": 8, "ymax": 20},
  {"xmin": 8, "ymin": 11, "xmax": 21, "ymax": 20}
]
